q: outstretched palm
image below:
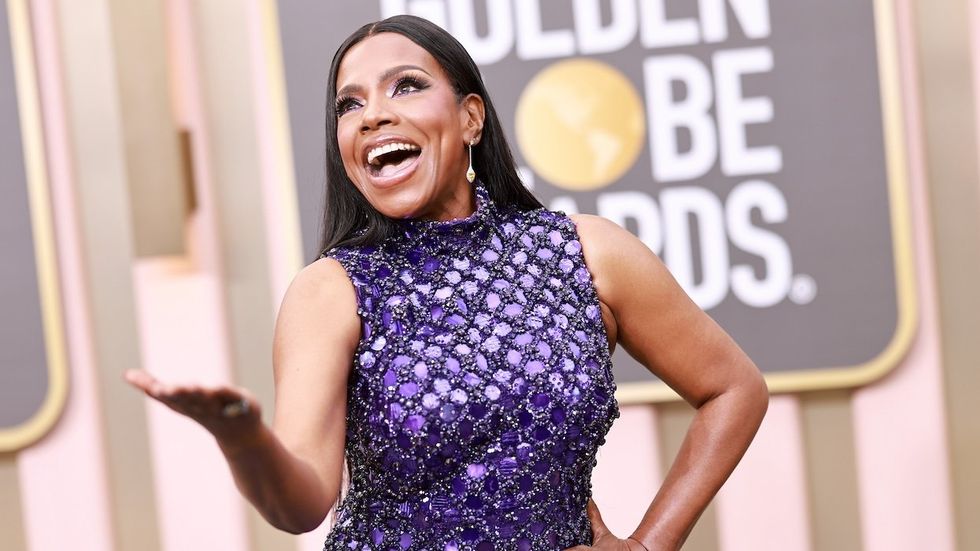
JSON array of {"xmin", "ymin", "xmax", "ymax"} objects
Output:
[{"xmin": 124, "ymin": 369, "xmax": 262, "ymax": 452}]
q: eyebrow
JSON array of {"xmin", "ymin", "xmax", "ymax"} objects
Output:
[{"xmin": 336, "ymin": 64, "xmax": 433, "ymax": 99}]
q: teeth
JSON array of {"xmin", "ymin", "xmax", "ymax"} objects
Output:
[{"xmin": 367, "ymin": 142, "xmax": 421, "ymax": 165}]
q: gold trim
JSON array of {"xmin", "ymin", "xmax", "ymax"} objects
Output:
[
  {"xmin": 0, "ymin": 0, "xmax": 70, "ymax": 450},
  {"xmin": 617, "ymin": 0, "xmax": 919, "ymax": 404}
]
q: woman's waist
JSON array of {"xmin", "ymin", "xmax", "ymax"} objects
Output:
[
  {"xmin": 337, "ymin": 478, "xmax": 589, "ymax": 522},
  {"xmin": 327, "ymin": 489, "xmax": 592, "ymax": 550}
]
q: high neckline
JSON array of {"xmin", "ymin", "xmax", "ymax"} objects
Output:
[{"xmin": 396, "ymin": 181, "xmax": 497, "ymax": 243}]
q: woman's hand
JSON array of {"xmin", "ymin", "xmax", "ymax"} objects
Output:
[
  {"xmin": 124, "ymin": 369, "xmax": 263, "ymax": 455},
  {"xmin": 565, "ymin": 499, "xmax": 649, "ymax": 551},
  {"xmin": 116, "ymin": 258, "xmax": 358, "ymax": 533}
]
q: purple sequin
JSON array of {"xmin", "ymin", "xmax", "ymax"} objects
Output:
[{"xmin": 320, "ymin": 182, "xmax": 619, "ymax": 550}]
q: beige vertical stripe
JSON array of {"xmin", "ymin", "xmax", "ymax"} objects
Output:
[
  {"xmin": 252, "ymin": 0, "xmax": 305, "ymax": 297},
  {"xmin": 106, "ymin": 0, "xmax": 187, "ymax": 257},
  {"xmin": 188, "ymin": 1, "xmax": 292, "ymax": 548},
  {"xmin": 0, "ymin": 455, "xmax": 27, "ymax": 551},
  {"xmin": 915, "ymin": 0, "xmax": 980, "ymax": 547},
  {"xmin": 53, "ymin": 0, "xmax": 162, "ymax": 548},
  {"xmin": 656, "ymin": 402, "xmax": 720, "ymax": 551},
  {"xmin": 799, "ymin": 391, "xmax": 862, "ymax": 551},
  {"xmin": 592, "ymin": 405, "xmax": 664, "ymax": 537}
]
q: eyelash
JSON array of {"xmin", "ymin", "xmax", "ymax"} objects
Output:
[
  {"xmin": 393, "ymin": 74, "xmax": 430, "ymax": 95},
  {"xmin": 335, "ymin": 95, "xmax": 357, "ymax": 117},
  {"xmin": 335, "ymin": 74, "xmax": 431, "ymax": 117}
]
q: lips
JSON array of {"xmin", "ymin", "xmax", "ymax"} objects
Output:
[
  {"xmin": 362, "ymin": 136, "xmax": 423, "ymax": 185},
  {"xmin": 367, "ymin": 141, "xmax": 420, "ymax": 165},
  {"xmin": 362, "ymin": 135, "xmax": 421, "ymax": 165}
]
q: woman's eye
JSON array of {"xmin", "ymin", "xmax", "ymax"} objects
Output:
[
  {"xmin": 335, "ymin": 97, "xmax": 359, "ymax": 117},
  {"xmin": 394, "ymin": 77, "xmax": 427, "ymax": 96}
]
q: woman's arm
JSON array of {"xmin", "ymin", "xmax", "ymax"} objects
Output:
[
  {"xmin": 571, "ymin": 214, "xmax": 769, "ymax": 551},
  {"xmin": 125, "ymin": 257, "xmax": 360, "ymax": 534}
]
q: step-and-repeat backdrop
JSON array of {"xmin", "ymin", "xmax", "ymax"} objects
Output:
[
  {"xmin": 2, "ymin": 1, "xmax": 918, "ymax": 447},
  {"xmin": 276, "ymin": 0, "xmax": 915, "ymax": 401}
]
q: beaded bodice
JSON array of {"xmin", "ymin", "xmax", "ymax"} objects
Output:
[{"xmin": 320, "ymin": 182, "xmax": 620, "ymax": 550}]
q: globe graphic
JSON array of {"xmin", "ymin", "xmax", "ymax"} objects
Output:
[{"xmin": 516, "ymin": 59, "xmax": 646, "ymax": 191}]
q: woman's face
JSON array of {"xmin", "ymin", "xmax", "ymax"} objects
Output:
[{"xmin": 334, "ymin": 32, "xmax": 484, "ymax": 221}]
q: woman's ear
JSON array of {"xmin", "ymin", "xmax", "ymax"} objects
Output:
[{"xmin": 461, "ymin": 93, "xmax": 486, "ymax": 143}]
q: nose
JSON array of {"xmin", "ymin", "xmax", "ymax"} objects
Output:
[{"xmin": 359, "ymin": 96, "xmax": 397, "ymax": 133}]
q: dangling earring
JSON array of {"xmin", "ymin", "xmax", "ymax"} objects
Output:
[{"xmin": 466, "ymin": 138, "xmax": 476, "ymax": 183}]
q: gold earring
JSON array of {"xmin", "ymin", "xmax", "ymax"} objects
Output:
[{"xmin": 466, "ymin": 139, "xmax": 476, "ymax": 183}]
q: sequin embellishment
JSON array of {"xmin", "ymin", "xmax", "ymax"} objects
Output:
[{"xmin": 321, "ymin": 182, "xmax": 620, "ymax": 550}]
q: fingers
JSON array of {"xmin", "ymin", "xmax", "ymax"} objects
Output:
[
  {"xmin": 127, "ymin": 370, "xmax": 222, "ymax": 402},
  {"xmin": 587, "ymin": 498, "xmax": 610, "ymax": 540},
  {"xmin": 124, "ymin": 370, "xmax": 195, "ymax": 401},
  {"xmin": 123, "ymin": 369, "xmax": 161, "ymax": 395},
  {"xmin": 124, "ymin": 370, "xmax": 254, "ymax": 419},
  {"xmin": 125, "ymin": 370, "xmax": 195, "ymax": 415},
  {"xmin": 159, "ymin": 384, "xmax": 229, "ymax": 412}
]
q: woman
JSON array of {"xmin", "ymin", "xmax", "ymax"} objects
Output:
[{"xmin": 126, "ymin": 15, "xmax": 768, "ymax": 551}]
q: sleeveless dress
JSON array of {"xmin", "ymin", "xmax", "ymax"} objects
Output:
[{"xmin": 320, "ymin": 181, "xmax": 620, "ymax": 550}]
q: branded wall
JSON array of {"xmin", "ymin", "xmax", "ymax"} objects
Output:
[
  {"xmin": 3, "ymin": 1, "xmax": 975, "ymax": 550},
  {"xmin": 277, "ymin": 0, "xmax": 915, "ymax": 401}
]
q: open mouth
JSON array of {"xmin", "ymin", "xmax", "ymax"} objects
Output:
[{"xmin": 366, "ymin": 142, "xmax": 422, "ymax": 178}]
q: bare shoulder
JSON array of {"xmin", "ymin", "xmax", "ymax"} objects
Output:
[
  {"xmin": 287, "ymin": 256, "xmax": 355, "ymax": 298},
  {"xmin": 568, "ymin": 212, "xmax": 614, "ymax": 275},
  {"xmin": 567, "ymin": 213, "xmax": 621, "ymax": 273},
  {"xmin": 281, "ymin": 257, "xmax": 357, "ymax": 314},
  {"xmin": 567, "ymin": 213, "xmax": 645, "ymax": 352},
  {"xmin": 568, "ymin": 212, "xmax": 625, "ymax": 243},
  {"xmin": 567, "ymin": 213, "xmax": 671, "ymax": 303},
  {"xmin": 275, "ymin": 257, "xmax": 360, "ymax": 359},
  {"xmin": 567, "ymin": 213, "xmax": 647, "ymax": 263}
]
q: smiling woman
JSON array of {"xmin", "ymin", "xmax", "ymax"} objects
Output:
[
  {"xmin": 125, "ymin": 14, "xmax": 768, "ymax": 551},
  {"xmin": 333, "ymin": 33, "xmax": 470, "ymax": 219},
  {"xmin": 318, "ymin": 17, "xmax": 543, "ymax": 250}
]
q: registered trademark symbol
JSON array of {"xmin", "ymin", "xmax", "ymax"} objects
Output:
[{"xmin": 789, "ymin": 274, "xmax": 817, "ymax": 304}]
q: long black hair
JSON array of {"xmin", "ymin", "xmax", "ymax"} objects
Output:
[{"xmin": 317, "ymin": 15, "xmax": 543, "ymax": 258}]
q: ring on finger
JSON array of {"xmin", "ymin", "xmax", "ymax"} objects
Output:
[{"xmin": 221, "ymin": 399, "xmax": 250, "ymax": 418}]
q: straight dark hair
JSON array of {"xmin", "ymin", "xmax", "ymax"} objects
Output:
[{"xmin": 317, "ymin": 15, "xmax": 543, "ymax": 258}]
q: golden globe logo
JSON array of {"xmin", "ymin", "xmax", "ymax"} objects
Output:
[{"xmin": 515, "ymin": 59, "xmax": 645, "ymax": 191}]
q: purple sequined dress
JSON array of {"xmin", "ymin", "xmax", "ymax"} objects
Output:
[{"xmin": 320, "ymin": 182, "xmax": 620, "ymax": 550}]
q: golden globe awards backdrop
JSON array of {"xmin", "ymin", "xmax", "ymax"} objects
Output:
[{"xmin": 277, "ymin": 0, "xmax": 915, "ymax": 402}]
